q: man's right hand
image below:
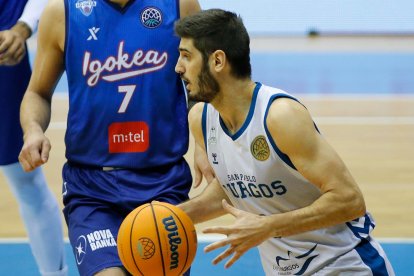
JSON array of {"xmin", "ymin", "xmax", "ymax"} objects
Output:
[
  {"xmin": 19, "ymin": 131, "xmax": 51, "ymax": 172},
  {"xmin": 0, "ymin": 21, "xmax": 31, "ymax": 66}
]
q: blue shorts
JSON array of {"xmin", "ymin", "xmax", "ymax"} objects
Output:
[{"xmin": 62, "ymin": 159, "xmax": 192, "ymax": 276}]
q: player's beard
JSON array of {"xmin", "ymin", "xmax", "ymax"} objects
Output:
[{"xmin": 188, "ymin": 60, "xmax": 220, "ymax": 103}]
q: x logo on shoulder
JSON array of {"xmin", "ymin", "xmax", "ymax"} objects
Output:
[{"xmin": 87, "ymin": 27, "xmax": 100, "ymax": 41}]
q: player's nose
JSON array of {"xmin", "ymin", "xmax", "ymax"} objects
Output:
[{"xmin": 175, "ymin": 59, "xmax": 184, "ymax": 74}]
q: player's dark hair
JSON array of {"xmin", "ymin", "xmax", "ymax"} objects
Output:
[{"xmin": 175, "ymin": 9, "xmax": 251, "ymax": 79}]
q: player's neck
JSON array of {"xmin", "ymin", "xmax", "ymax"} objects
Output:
[{"xmin": 213, "ymin": 80, "xmax": 256, "ymax": 134}]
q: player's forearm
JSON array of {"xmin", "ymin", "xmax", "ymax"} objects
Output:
[
  {"xmin": 20, "ymin": 91, "xmax": 52, "ymax": 137},
  {"xmin": 268, "ymin": 186, "xmax": 366, "ymax": 238},
  {"xmin": 179, "ymin": 179, "xmax": 228, "ymax": 224}
]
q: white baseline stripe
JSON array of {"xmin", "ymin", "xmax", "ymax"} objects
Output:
[
  {"xmin": 52, "ymin": 93, "xmax": 414, "ymax": 101},
  {"xmin": 53, "ymin": 93, "xmax": 69, "ymax": 100},
  {"xmin": 49, "ymin": 122, "xmax": 67, "ymax": 129},
  {"xmin": 53, "ymin": 90, "xmax": 414, "ymax": 99},
  {"xmin": 1, "ymin": 236, "xmax": 414, "ymax": 244},
  {"xmin": 48, "ymin": 116, "xmax": 414, "ymax": 130},
  {"xmin": 298, "ymin": 94, "xmax": 414, "ymax": 101},
  {"xmin": 313, "ymin": 116, "xmax": 414, "ymax": 125}
]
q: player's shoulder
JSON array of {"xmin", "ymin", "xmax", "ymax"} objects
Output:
[
  {"xmin": 179, "ymin": 0, "xmax": 201, "ymax": 18},
  {"xmin": 270, "ymin": 97, "xmax": 301, "ymax": 112},
  {"xmin": 258, "ymin": 84, "xmax": 301, "ymax": 115},
  {"xmin": 188, "ymin": 102, "xmax": 204, "ymax": 126},
  {"xmin": 38, "ymin": 0, "xmax": 65, "ymax": 48},
  {"xmin": 266, "ymin": 93, "xmax": 308, "ymax": 128},
  {"xmin": 188, "ymin": 102, "xmax": 205, "ymax": 144},
  {"xmin": 45, "ymin": 0, "xmax": 64, "ymax": 13},
  {"xmin": 40, "ymin": 0, "xmax": 65, "ymax": 25}
]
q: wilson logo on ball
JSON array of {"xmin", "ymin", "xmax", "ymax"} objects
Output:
[{"xmin": 162, "ymin": 216, "xmax": 182, "ymax": 269}]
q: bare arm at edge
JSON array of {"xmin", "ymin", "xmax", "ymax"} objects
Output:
[{"xmin": 19, "ymin": 0, "xmax": 65, "ymax": 172}]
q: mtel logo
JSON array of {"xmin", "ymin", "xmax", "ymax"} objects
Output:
[{"xmin": 108, "ymin": 122, "xmax": 149, "ymax": 153}]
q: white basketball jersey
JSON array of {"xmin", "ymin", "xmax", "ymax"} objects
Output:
[{"xmin": 202, "ymin": 83, "xmax": 393, "ymax": 275}]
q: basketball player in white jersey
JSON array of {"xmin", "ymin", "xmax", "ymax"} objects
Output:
[{"xmin": 174, "ymin": 9, "xmax": 395, "ymax": 275}]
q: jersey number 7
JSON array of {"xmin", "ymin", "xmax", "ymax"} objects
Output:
[{"xmin": 118, "ymin": 85, "xmax": 136, "ymax": 113}]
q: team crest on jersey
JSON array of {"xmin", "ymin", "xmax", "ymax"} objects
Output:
[
  {"xmin": 251, "ymin": 135, "xmax": 270, "ymax": 161},
  {"xmin": 141, "ymin": 7, "xmax": 163, "ymax": 28},
  {"xmin": 76, "ymin": 0, "xmax": 97, "ymax": 16}
]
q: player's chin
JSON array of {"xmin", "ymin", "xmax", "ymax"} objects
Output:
[
  {"xmin": 187, "ymin": 92, "xmax": 199, "ymax": 102},
  {"xmin": 186, "ymin": 88, "xmax": 193, "ymax": 96},
  {"xmin": 186, "ymin": 83, "xmax": 192, "ymax": 93}
]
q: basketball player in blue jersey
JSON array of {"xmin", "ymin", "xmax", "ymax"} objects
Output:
[
  {"xmin": 0, "ymin": 0, "xmax": 68, "ymax": 275},
  {"xmin": 175, "ymin": 9, "xmax": 395, "ymax": 275},
  {"xmin": 18, "ymin": 0, "xmax": 207, "ymax": 275}
]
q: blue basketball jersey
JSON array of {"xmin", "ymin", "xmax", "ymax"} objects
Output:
[
  {"xmin": 0, "ymin": 0, "xmax": 32, "ymax": 165},
  {"xmin": 0, "ymin": 0, "xmax": 27, "ymax": 31},
  {"xmin": 64, "ymin": 0, "xmax": 188, "ymax": 169}
]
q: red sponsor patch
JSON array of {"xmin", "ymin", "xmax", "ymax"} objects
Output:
[{"xmin": 108, "ymin": 122, "xmax": 149, "ymax": 153}]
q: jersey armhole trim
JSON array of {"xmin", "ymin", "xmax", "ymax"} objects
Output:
[
  {"xmin": 202, "ymin": 103, "xmax": 208, "ymax": 152},
  {"xmin": 264, "ymin": 94, "xmax": 298, "ymax": 170}
]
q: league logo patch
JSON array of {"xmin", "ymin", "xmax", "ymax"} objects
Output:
[
  {"xmin": 141, "ymin": 7, "xmax": 162, "ymax": 28},
  {"xmin": 251, "ymin": 135, "xmax": 270, "ymax": 161},
  {"xmin": 76, "ymin": 0, "xmax": 97, "ymax": 16}
]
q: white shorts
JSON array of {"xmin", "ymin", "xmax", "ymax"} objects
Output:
[{"xmin": 314, "ymin": 238, "xmax": 395, "ymax": 276}]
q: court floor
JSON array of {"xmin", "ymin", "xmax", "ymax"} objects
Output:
[{"xmin": 1, "ymin": 238, "xmax": 413, "ymax": 275}]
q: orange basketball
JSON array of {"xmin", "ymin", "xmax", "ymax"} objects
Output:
[{"xmin": 117, "ymin": 202, "xmax": 197, "ymax": 276}]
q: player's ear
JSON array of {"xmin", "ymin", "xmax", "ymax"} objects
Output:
[{"xmin": 211, "ymin": 50, "xmax": 225, "ymax": 72}]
